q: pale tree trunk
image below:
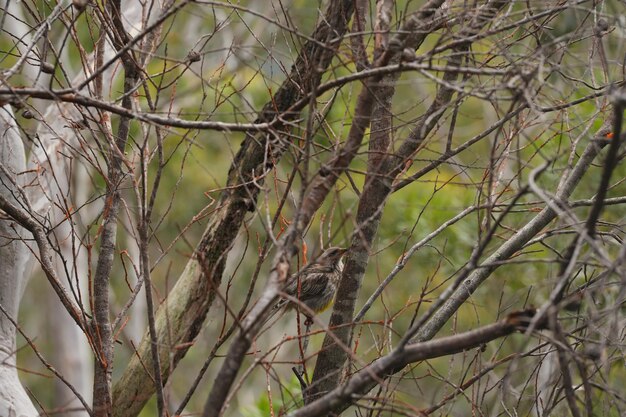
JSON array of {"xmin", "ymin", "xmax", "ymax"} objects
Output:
[
  {"xmin": 0, "ymin": 105, "xmax": 38, "ymax": 417},
  {"xmin": 46, "ymin": 170, "xmax": 93, "ymax": 416},
  {"xmin": 30, "ymin": 86, "xmax": 98, "ymax": 417},
  {"xmin": 0, "ymin": 0, "xmax": 144, "ymax": 413}
]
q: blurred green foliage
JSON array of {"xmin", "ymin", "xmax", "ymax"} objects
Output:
[{"xmin": 5, "ymin": 0, "xmax": 626, "ymax": 415}]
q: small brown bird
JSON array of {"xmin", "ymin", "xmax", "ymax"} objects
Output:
[{"xmin": 274, "ymin": 246, "xmax": 347, "ymax": 322}]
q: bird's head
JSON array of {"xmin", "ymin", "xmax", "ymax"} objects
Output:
[{"xmin": 317, "ymin": 246, "xmax": 347, "ymax": 271}]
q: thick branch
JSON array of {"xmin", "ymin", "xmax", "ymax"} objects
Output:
[
  {"xmin": 112, "ymin": 2, "xmax": 356, "ymax": 416},
  {"xmin": 290, "ymin": 310, "xmax": 546, "ymax": 417},
  {"xmin": 199, "ymin": 2, "xmax": 452, "ymax": 411},
  {"xmin": 308, "ymin": 0, "xmax": 502, "ymax": 400},
  {"xmin": 92, "ymin": 2, "xmax": 140, "ymax": 415},
  {"xmin": 0, "ymin": 191, "xmax": 87, "ymax": 331},
  {"xmin": 413, "ymin": 129, "xmax": 611, "ymax": 344}
]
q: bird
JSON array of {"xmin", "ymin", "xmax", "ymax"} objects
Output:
[{"xmin": 274, "ymin": 246, "xmax": 347, "ymax": 325}]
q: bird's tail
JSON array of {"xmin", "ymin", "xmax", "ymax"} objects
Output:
[{"xmin": 257, "ymin": 298, "xmax": 288, "ymax": 330}]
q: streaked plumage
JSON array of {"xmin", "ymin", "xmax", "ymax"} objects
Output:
[{"xmin": 275, "ymin": 246, "xmax": 347, "ymax": 317}]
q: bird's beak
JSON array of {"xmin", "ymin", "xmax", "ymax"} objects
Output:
[{"xmin": 338, "ymin": 247, "xmax": 348, "ymax": 255}]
